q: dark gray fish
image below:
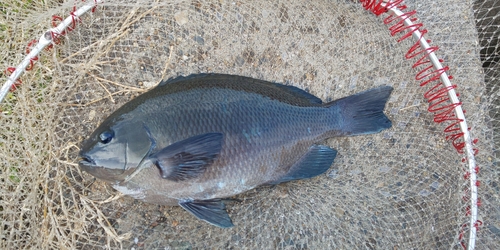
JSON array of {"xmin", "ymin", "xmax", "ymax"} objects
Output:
[{"xmin": 79, "ymin": 73, "xmax": 393, "ymax": 228}]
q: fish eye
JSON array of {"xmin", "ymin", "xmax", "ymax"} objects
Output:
[{"xmin": 99, "ymin": 130, "xmax": 114, "ymax": 144}]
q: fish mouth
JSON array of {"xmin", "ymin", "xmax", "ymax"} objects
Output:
[{"xmin": 79, "ymin": 155, "xmax": 96, "ymax": 168}]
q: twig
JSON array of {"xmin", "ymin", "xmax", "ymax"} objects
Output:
[
  {"xmin": 160, "ymin": 45, "xmax": 175, "ymax": 84},
  {"xmin": 64, "ymin": 90, "xmax": 130, "ymax": 107},
  {"xmin": 89, "ymin": 74, "xmax": 146, "ymax": 92},
  {"xmin": 94, "ymin": 76, "xmax": 116, "ymax": 103},
  {"xmin": 399, "ymin": 104, "xmax": 422, "ymax": 111}
]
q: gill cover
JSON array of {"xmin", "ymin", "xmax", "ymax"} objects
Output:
[{"xmin": 79, "ymin": 119, "xmax": 152, "ymax": 183}]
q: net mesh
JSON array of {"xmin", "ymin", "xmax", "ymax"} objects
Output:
[{"xmin": 0, "ymin": 0, "xmax": 498, "ymax": 249}]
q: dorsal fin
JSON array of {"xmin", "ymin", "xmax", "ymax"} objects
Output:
[{"xmin": 155, "ymin": 73, "xmax": 323, "ymax": 106}]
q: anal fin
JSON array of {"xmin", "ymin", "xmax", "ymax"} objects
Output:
[{"xmin": 269, "ymin": 145, "xmax": 337, "ymax": 184}]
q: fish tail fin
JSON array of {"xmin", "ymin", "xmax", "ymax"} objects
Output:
[{"xmin": 325, "ymin": 86, "xmax": 393, "ymax": 136}]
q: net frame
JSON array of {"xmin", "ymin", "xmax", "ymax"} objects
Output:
[
  {"xmin": 360, "ymin": 1, "xmax": 480, "ymax": 248},
  {"xmin": 0, "ymin": 0, "xmax": 487, "ymax": 249}
]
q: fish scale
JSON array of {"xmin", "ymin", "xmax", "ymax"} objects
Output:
[{"xmin": 79, "ymin": 73, "xmax": 393, "ymax": 227}]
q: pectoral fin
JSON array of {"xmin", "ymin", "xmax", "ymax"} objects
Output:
[
  {"xmin": 150, "ymin": 133, "xmax": 223, "ymax": 181},
  {"xmin": 269, "ymin": 145, "xmax": 337, "ymax": 184},
  {"xmin": 179, "ymin": 199, "xmax": 234, "ymax": 228}
]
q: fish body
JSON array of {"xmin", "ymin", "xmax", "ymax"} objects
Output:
[{"xmin": 79, "ymin": 73, "xmax": 393, "ymax": 227}]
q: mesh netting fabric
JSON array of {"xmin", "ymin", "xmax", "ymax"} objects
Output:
[{"xmin": 0, "ymin": 0, "xmax": 498, "ymax": 249}]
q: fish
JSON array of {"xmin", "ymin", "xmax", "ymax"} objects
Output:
[{"xmin": 79, "ymin": 73, "xmax": 393, "ymax": 228}]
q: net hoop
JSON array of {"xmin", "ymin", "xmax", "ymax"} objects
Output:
[
  {"xmin": 360, "ymin": 1, "xmax": 480, "ymax": 249},
  {"xmin": 0, "ymin": 0, "xmax": 102, "ymax": 103}
]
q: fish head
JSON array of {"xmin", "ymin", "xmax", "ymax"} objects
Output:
[{"xmin": 79, "ymin": 118, "xmax": 153, "ymax": 183}]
